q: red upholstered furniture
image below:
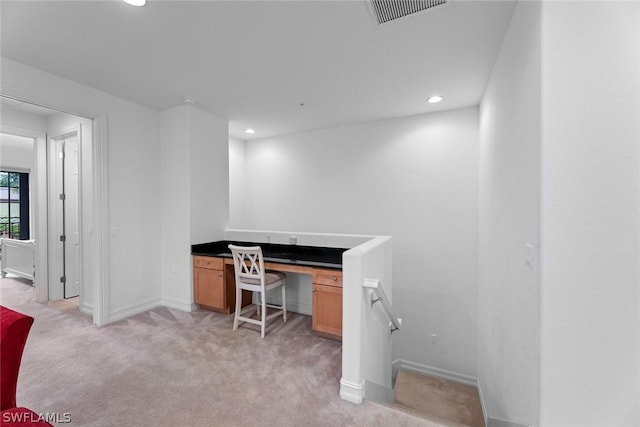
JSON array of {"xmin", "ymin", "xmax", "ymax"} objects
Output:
[
  {"xmin": 1, "ymin": 306, "xmax": 33, "ymax": 411},
  {"xmin": 0, "ymin": 306, "xmax": 52, "ymax": 426}
]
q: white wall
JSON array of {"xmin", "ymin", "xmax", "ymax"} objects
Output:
[
  {"xmin": 340, "ymin": 236, "xmax": 394, "ymax": 404},
  {"xmin": 1, "ymin": 57, "xmax": 162, "ymax": 322},
  {"xmin": 189, "ymin": 105, "xmax": 229, "ymax": 245},
  {"xmin": 160, "ymin": 104, "xmax": 229, "ymax": 311},
  {"xmin": 0, "ymin": 133, "xmax": 34, "ymax": 171},
  {"xmin": 0, "ymin": 107, "xmax": 47, "ymax": 133},
  {"xmin": 478, "ymin": 1, "xmax": 541, "ymax": 425},
  {"xmin": 224, "ymin": 228, "xmax": 372, "ymax": 248},
  {"xmin": 236, "ymin": 107, "xmax": 479, "ymax": 377},
  {"xmin": 160, "ymin": 105, "xmax": 191, "ymax": 309},
  {"xmin": 229, "ymin": 136, "xmax": 246, "ymax": 227},
  {"xmin": 540, "ymin": 2, "xmax": 640, "ymax": 426},
  {"xmin": 0, "ymin": 108, "xmax": 44, "ymax": 180}
]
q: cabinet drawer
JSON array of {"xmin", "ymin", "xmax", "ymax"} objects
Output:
[
  {"xmin": 313, "ymin": 270, "xmax": 342, "ymax": 287},
  {"xmin": 193, "ymin": 256, "xmax": 223, "ymax": 270}
]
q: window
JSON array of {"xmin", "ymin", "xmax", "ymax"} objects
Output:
[{"xmin": 0, "ymin": 171, "xmax": 29, "ymax": 240}]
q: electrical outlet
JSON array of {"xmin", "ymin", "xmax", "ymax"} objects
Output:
[
  {"xmin": 266, "ymin": 235, "xmax": 271, "ymax": 243},
  {"xmin": 289, "ymin": 235, "xmax": 297, "ymax": 245},
  {"xmin": 431, "ymin": 334, "xmax": 438, "ymax": 344}
]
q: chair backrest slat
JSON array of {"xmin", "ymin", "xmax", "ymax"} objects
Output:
[{"xmin": 229, "ymin": 245, "xmax": 265, "ymax": 286}]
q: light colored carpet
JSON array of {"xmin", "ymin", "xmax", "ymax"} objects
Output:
[
  {"xmin": 1, "ymin": 276, "xmax": 444, "ymax": 427},
  {"xmin": 393, "ymin": 370, "xmax": 485, "ymax": 427}
]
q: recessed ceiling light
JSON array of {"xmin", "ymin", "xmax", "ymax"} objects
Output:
[
  {"xmin": 123, "ymin": 0, "xmax": 146, "ymax": 6},
  {"xmin": 245, "ymin": 129, "xmax": 255, "ymax": 135},
  {"xmin": 427, "ymin": 95, "xmax": 443, "ymax": 104}
]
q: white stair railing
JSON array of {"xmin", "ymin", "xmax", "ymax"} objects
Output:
[{"xmin": 363, "ymin": 278, "xmax": 402, "ymax": 333}]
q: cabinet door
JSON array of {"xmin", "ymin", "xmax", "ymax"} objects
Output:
[
  {"xmin": 194, "ymin": 267, "xmax": 225, "ymax": 310},
  {"xmin": 312, "ymin": 283, "xmax": 343, "ymax": 338}
]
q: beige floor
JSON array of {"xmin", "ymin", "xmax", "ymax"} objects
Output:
[
  {"xmin": 2, "ymin": 274, "xmax": 485, "ymax": 427},
  {"xmin": 394, "ymin": 369, "xmax": 485, "ymax": 427},
  {"xmin": 1, "ymin": 275, "xmax": 447, "ymax": 427}
]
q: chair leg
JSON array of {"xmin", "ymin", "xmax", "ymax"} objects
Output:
[
  {"xmin": 256, "ymin": 293, "xmax": 261, "ymax": 317},
  {"xmin": 282, "ymin": 281, "xmax": 287, "ymax": 322},
  {"xmin": 233, "ymin": 286, "xmax": 241, "ymax": 331},
  {"xmin": 260, "ymin": 292, "xmax": 267, "ymax": 339}
]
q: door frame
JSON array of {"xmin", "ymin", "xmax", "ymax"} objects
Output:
[
  {"xmin": 0, "ymin": 94, "xmax": 109, "ymax": 327},
  {"xmin": 48, "ymin": 126, "xmax": 82, "ymax": 303}
]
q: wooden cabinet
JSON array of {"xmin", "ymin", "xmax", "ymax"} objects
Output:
[
  {"xmin": 193, "ymin": 256, "xmax": 252, "ymax": 314},
  {"xmin": 193, "ymin": 256, "xmax": 227, "ymax": 312},
  {"xmin": 312, "ymin": 269, "xmax": 343, "ymax": 340}
]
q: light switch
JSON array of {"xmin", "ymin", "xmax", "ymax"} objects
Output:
[{"xmin": 525, "ymin": 244, "xmax": 534, "ymax": 268}]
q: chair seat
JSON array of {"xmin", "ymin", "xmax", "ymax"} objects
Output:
[
  {"xmin": 266, "ymin": 270, "xmax": 286, "ymax": 282},
  {"xmin": 239, "ymin": 271, "xmax": 286, "ymax": 287}
]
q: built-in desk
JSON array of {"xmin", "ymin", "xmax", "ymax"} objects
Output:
[{"xmin": 191, "ymin": 241, "xmax": 347, "ymax": 340}]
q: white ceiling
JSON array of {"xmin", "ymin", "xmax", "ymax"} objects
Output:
[{"xmin": 0, "ymin": 0, "xmax": 516, "ymax": 140}]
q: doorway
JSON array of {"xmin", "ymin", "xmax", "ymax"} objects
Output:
[
  {"xmin": 1, "ymin": 94, "xmax": 108, "ymax": 326},
  {"xmin": 0, "ymin": 127, "xmax": 83, "ymax": 305}
]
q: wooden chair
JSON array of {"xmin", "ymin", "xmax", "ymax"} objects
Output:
[{"xmin": 228, "ymin": 245, "xmax": 287, "ymax": 338}]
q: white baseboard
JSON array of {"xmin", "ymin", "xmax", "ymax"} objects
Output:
[
  {"xmin": 478, "ymin": 377, "xmax": 488, "ymax": 426},
  {"xmin": 475, "ymin": 378, "xmax": 532, "ymax": 427},
  {"xmin": 392, "ymin": 359, "xmax": 478, "ymax": 387},
  {"xmin": 161, "ymin": 298, "xmax": 195, "ymax": 312},
  {"xmin": 263, "ymin": 295, "xmax": 312, "ymax": 316},
  {"xmin": 79, "ymin": 302, "xmax": 93, "ymax": 316},
  {"xmin": 487, "ymin": 418, "xmax": 531, "ymax": 427},
  {"xmin": 109, "ymin": 298, "xmax": 161, "ymax": 323},
  {"xmin": 340, "ymin": 378, "xmax": 365, "ymax": 404}
]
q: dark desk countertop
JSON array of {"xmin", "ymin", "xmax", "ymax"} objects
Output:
[{"xmin": 191, "ymin": 240, "xmax": 348, "ymax": 269}]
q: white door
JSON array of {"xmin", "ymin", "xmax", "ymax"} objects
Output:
[
  {"xmin": 49, "ymin": 132, "xmax": 81, "ymax": 299},
  {"xmin": 64, "ymin": 137, "xmax": 80, "ymax": 298}
]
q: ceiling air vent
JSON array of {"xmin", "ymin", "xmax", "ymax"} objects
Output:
[{"xmin": 367, "ymin": 0, "xmax": 450, "ymax": 25}]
